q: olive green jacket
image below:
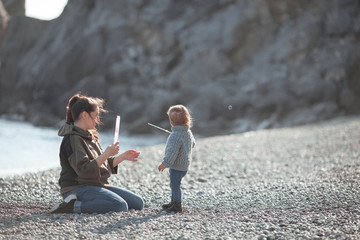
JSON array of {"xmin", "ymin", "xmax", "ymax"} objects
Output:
[{"xmin": 58, "ymin": 123, "xmax": 117, "ymax": 195}]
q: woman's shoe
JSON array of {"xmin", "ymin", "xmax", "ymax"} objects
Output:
[{"xmin": 50, "ymin": 194, "xmax": 77, "ymax": 213}]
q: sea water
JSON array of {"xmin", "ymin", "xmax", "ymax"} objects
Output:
[{"xmin": 0, "ymin": 119, "xmax": 166, "ymax": 177}]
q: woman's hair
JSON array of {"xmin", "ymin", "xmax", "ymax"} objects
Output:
[
  {"xmin": 167, "ymin": 104, "xmax": 193, "ymax": 127},
  {"xmin": 66, "ymin": 92, "xmax": 107, "ymax": 126}
]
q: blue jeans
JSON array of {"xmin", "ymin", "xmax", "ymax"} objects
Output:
[
  {"xmin": 169, "ymin": 169, "xmax": 187, "ymax": 203},
  {"xmin": 63, "ymin": 185, "xmax": 144, "ymax": 214}
]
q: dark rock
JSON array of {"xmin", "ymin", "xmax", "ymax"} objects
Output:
[
  {"xmin": 0, "ymin": 0, "xmax": 360, "ymax": 136},
  {"xmin": 197, "ymin": 178, "xmax": 207, "ymax": 183},
  {"xmin": 0, "ymin": 1, "xmax": 9, "ymax": 45},
  {"xmin": 2, "ymin": 0, "xmax": 25, "ymax": 16}
]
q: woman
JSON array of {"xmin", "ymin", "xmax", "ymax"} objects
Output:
[{"xmin": 50, "ymin": 93, "xmax": 144, "ymax": 214}]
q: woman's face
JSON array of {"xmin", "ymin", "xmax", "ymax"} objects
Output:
[{"xmin": 87, "ymin": 107, "xmax": 100, "ymax": 129}]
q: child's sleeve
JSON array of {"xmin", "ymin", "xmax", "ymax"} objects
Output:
[
  {"xmin": 162, "ymin": 133, "xmax": 181, "ymax": 168},
  {"xmin": 191, "ymin": 132, "xmax": 196, "ymax": 148}
]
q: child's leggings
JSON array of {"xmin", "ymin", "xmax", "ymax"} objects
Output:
[{"xmin": 169, "ymin": 168, "xmax": 187, "ymax": 202}]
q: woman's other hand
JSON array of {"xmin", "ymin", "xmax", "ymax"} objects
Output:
[
  {"xmin": 121, "ymin": 150, "xmax": 140, "ymax": 162},
  {"xmin": 113, "ymin": 150, "xmax": 140, "ymax": 166}
]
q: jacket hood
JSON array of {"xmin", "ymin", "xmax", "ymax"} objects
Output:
[{"xmin": 58, "ymin": 122, "xmax": 94, "ymax": 140}]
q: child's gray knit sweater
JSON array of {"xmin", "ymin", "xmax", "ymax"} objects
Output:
[{"xmin": 162, "ymin": 125, "xmax": 196, "ymax": 171}]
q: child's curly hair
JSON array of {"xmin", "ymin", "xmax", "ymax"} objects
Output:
[{"xmin": 167, "ymin": 105, "xmax": 193, "ymax": 127}]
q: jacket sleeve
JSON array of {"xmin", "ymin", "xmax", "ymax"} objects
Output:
[
  {"xmin": 107, "ymin": 156, "xmax": 118, "ymax": 174},
  {"xmin": 162, "ymin": 133, "xmax": 181, "ymax": 168},
  {"xmin": 96, "ymin": 142, "xmax": 117, "ymax": 174},
  {"xmin": 69, "ymin": 136, "xmax": 100, "ymax": 179}
]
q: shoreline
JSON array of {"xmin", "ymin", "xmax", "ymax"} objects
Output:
[
  {"xmin": 1, "ymin": 116, "xmax": 360, "ymax": 239},
  {"xmin": 0, "ymin": 118, "xmax": 167, "ymax": 179}
]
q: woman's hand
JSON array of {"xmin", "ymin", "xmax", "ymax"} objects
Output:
[
  {"xmin": 96, "ymin": 141, "xmax": 119, "ymax": 167},
  {"xmin": 121, "ymin": 150, "xmax": 140, "ymax": 161},
  {"xmin": 158, "ymin": 163, "xmax": 167, "ymax": 172},
  {"xmin": 104, "ymin": 141, "xmax": 120, "ymax": 157},
  {"xmin": 113, "ymin": 150, "xmax": 140, "ymax": 167}
]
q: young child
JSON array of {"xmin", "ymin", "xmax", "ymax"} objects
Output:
[{"xmin": 158, "ymin": 105, "xmax": 196, "ymax": 213}]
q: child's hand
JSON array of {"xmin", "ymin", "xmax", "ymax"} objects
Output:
[{"xmin": 158, "ymin": 164, "xmax": 167, "ymax": 172}]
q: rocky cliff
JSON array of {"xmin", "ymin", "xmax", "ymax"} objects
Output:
[
  {"xmin": 0, "ymin": 0, "xmax": 24, "ymax": 47},
  {"xmin": 0, "ymin": 0, "xmax": 359, "ymax": 136}
]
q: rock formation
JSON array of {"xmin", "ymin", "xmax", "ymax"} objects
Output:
[
  {"xmin": 0, "ymin": 1, "xmax": 9, "ymax": 45},
  {"xmin": 0, "ymin": 0, "xmax": 359, "ymax": 136},
  {"xmin": 0, "ymin": 0, "xmax": 23, "ymax": 46}
]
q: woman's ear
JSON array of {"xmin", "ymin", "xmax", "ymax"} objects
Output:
[{"xmin": 79, "ymin": 111, "xmax": 88, "ymax": 120}]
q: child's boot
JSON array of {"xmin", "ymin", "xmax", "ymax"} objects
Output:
[
  {"xmin": 162, "ymin": 201, "xmax": 173, "ymax": 210},
  {"xmin": 165, "ymin": 201, "xmax": 182, "ymax": 213}
]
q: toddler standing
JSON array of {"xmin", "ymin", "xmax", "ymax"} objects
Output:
[{"xmin": 158, "ymin": 105, "xmax": 196, "ymax": 213}]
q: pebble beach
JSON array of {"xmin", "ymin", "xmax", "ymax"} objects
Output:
[{"xmin": 1, "ymin": 116, "xmax": 360, "ymax": 239}]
